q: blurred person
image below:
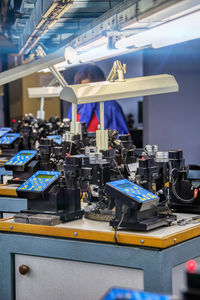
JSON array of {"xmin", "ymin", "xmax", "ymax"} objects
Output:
[{"xmin": 67, "ymin": 64, "xmax": 128, "ymax": 134}]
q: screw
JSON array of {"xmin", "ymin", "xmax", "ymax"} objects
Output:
[
  {"xmin": 9, "ymin": 225, "xmax": 13, "ymax": 230},
  {"xmin": 140, "ymin": 239, "xmax": 144, "ymax": 244},
  {"xmin": 74, "ymin": 232, "xmax": 78, "ymax": 237}
]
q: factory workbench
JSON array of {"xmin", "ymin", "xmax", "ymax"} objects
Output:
[{"xmin": 0, "ymin": 214, "xmax": 200, "ymax": 300}]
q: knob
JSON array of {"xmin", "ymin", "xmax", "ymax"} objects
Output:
[{"xmin": 19, "ymin": 264, "xmax": 29, "ymax": 275}]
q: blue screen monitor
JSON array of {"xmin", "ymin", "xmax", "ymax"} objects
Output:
[
  {"xmin": 106, "ymin": 179, "xmax": 159, "ymax": 203},
  {"xmin": 103, "ymin": 288, "xmax": 170, "ymax": 300},
  {"xmin": 0, "ymin": 133, "xmax": 20, "ymax": 145},
  {"xmin": 5, "ymin": 150, "xmax": 37, "ymax": 167},
  {"xmin": 17, "ymin": 170, "xmax": 60, "ymax": 193}
]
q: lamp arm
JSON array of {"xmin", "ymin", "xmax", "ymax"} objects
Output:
[
  {"xmin": 106, "ymin": 60, "xmax": 126, "ymax": 82},
  {"xmin": 36, "ymin": 46, "xmax": 78, "ymax": 132},
  {"xmin": 36, "ymin": 46, "xmax": 68, "ymax": 88}
]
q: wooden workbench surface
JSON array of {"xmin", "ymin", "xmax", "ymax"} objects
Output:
[
  {"xmin": 0, "ymin": 184, "xmax": 200, "ymax": 249},
  {"xmin": 1, "ymin": 213, "xmax": 200, "ymax": 249}
]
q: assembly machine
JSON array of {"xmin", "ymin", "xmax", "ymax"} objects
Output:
[
  {"xmin": 105, "ymin": 179, "xmax": 175, "ymax": 232},
  {"xmin": 16, "ymin": 56, "xmax": 181, "ymax": 227},
  {"xmin": 1, "ymin": 49, "xmax": 198, "ymax": 232},
  {"xmin": 0, "ymin": 33, "xmax": 180, "ymax": 228},
  {"xmin": 0, "ymin": 133, "xmax": 21, "ymax": 158},
  {"xmin": 169, "ymin": 156, "xmax": 200, "ymax": 213},
  {"xmin": 4, "ymin": 150, "xmax": 38, "ymax": 184},
  {"xmin": 3, "ymin": 114, "xmax": 199, "ymax": 232},
  {"xmin": 15, "ymin": 166, "xmax": 83, "ymax": 224}
]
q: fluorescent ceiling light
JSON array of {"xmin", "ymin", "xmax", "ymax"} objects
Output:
[
  {"xmin": 78, "ymin": 45, "xmax": 127, "ymax": 62},
  {"xmin": 60, "ymin": 74, "xmax": 178, "ymax": 104},
  {"xmin": 49, "ymin": 44, "xmax": 133, "ymax": 71},
  {"xmin": 39, "ymin": 8, "xmax": 200, "ymax": 72},
  {"xmin": 123, "ymin": 2, "xmax": 200, "ymax": 30},
  {"xmin": 77, "ymin": 36, "xmax": 108, "ymax": 53},
  {"xmin": 116, "ymin": 10, "xmax": 200, "ymax": 49}
]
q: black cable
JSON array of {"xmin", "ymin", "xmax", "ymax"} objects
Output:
[
  {"xmin": 169, "ymin": 164, "xmax": 195, "ymax": 203},
  {"xmin": 114, "ymin": 211, "xmax": 125, "ymax": 244},
  {"xmin": 112, "ymin": 159, "xmax": 124, "ymax": 179},
  {"xmin": 172, "ymin": 178, "xmax": 195, "ymax": 204},
  {"xmin": 121, "ymin": 149, "xmax": 128, "ymax": 165}
]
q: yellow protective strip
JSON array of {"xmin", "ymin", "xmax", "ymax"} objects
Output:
[
  {"xmin": 0, "ymin": 187, "xmax": 17, "ymax": 196},
  {"xmin": 162, "ymin": 225, "xmax": 200, "ymax": 248},
  {"xmin": 1, "ymin": 219, "xmax": 200, "ymax": 248}
]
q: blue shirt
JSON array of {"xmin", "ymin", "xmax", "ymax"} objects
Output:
[{"xmin": 67, "ymin": 101, "xmax": 128, "ymax": 134}]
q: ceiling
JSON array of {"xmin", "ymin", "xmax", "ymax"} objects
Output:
[
  {"xmin": 0, "ymin": 0, "xmax": 199, "ymax": 59},
  {"xmin": 0, "ymin": 0, "xmax": 124, "ymax": 54}
]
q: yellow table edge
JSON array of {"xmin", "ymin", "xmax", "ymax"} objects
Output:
[
  {"xmin": 0, "ymin": 186, "xmax": 17, "ymax": 197},
  {"xmin": 0, "ymin": 218, "xmax": 200, "ymax": 249}
]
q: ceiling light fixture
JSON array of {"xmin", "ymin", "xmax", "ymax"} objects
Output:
[
  {"xmin": 76, "ymin": 36, "xmax": 108, "ymax": 53},
  {"xmin": 60, "ymin": 74, "xmax": 178, "ymax": 104},
  {"xmin": 115, "ymin": 10, "xmax": 200, "ymax": 49}
]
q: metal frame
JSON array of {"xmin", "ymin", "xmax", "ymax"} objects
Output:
[{"xmin": 1, "ymin": 232, "xmax": 200, "ymax": 299}]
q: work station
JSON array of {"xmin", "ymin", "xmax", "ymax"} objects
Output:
[{"xmin": 0, "ymin": 1, "xmax": 200, "ymax": 299}]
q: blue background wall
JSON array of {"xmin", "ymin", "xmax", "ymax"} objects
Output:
[{"xmin": 143, "ymin": 39, "xmax": 200, "ymax": 164}]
